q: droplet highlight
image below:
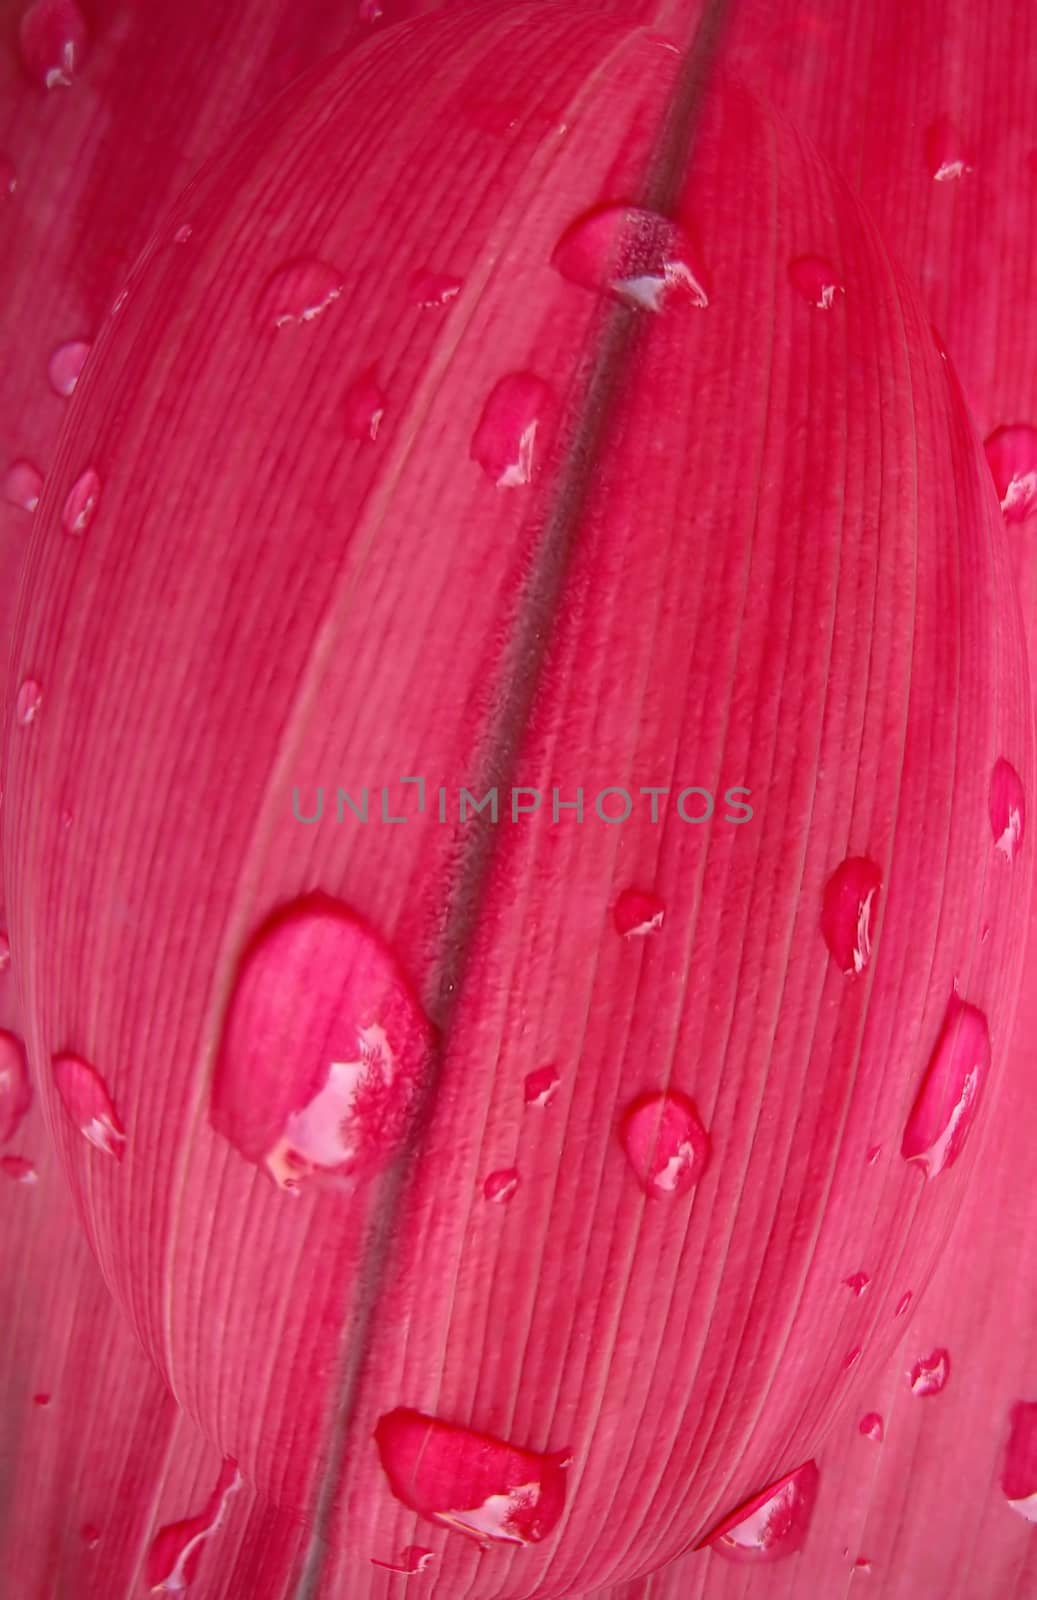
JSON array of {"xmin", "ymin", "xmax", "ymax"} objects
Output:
[
  {"xmin": 343, "ymin": 368, "xmax": 386, "ymax": 441},
  {"xmin": 613, "ymin": 888, "xmax": 664, "ymax": 938},
  {"xmin": 62, "ymin": 466, "xmax": 100, "ymax": 534},
  {"xmin": 0, "ymin": 1031, "xmax": 32, "ymax": 1143},
  {"xmin": 0, "ymin": 156, "xmax": 16, "ymax": 197},
  {"xmin": 1002, "ymin": 1401, "xmax": 1037, "ymax": 1522},
  {"xmin": 926, "ymin": 117, "xmax": 973, "ymax": 181},
  {"xmin": 255, "ymin": 258, "xmax": 345, "ymax": 330},
  {"xmin": 16, "ymin": 679, "xmax": 43, "ymax": 727},
  {"xmin": 19, "ymin": 0, "xmax": 88, "ymax": 89},
  {"xmin": 789, "ymin": 254, "xmax": 845, "ymax": 309},
  {"xmin": 908, "ymin": 1348, "xmax": 950, "ymax": 1397},
  {"xmin": 859, "ymin": 1412, "xmax": 884, "ymax": 1443},
  {"xmin": 48, "ymin": 339, "xmax": 91, "ymax": 397},
  {"xmin": 471, "ymin": 372, "xmax": 553, "ymax": 487},
  {"xmin": 484, "ymin": 1168, "xmax": 520, "ymax": 1204},
  {"xmin": 411, "ymin": 270, "xmax": 461, "ymax": 307},
  {"xmin": 984, "ymin": 425, "xmax": 1037, "ymax": 523},
  {"xmin": 822, "ymin": 856, "xmax": 881, "ymax": 973},
  {"xmin": 701, "ymin": 1461, "xmax": 820, "ymax": 1563},
  {"xmin": 901, "ymin": 994, "xmax": 989, "ymax": 1177},
  {"xmin": 145, "ymin": 1458, "xmax": 241, "ymax": 1591},
  {"xmin": 52, "ymin": 1055, "xmax": 126, "ymax": 1160},
  {"xmin": 620, "ymin": 1090, "xmax": 710, "ymax": 1199},
  {"xmin": 552, "ymin": 204, "xmax": 708, "ymax": 311},
  {"xmin": 3, "ymin": 460, "xmax": 43, "ymax": 512},
  {"xmin": 524, "ymin": 1065, "xmax": 559, "ymax": 1108}
]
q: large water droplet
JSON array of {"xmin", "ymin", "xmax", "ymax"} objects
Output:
[
  {"xmin": 0, "ymin": 1154, "xmax": 37, "ymax": 1184},
  {"xmin": 613, "ymin": 888, "xmax": 664, "ymax": 938},
  {"xmin": 984, "ymin": 425, "xmax": 1037, "ymax": 523},
  {"xmin": 859, "ymin": 1413, "xmax": 884, "ymax": 1443},
  {"xmin": 524, "ymin": 1065, "xmax": 559, "ymax": 1108},
  {"xmin": 620, "ymin": 1090, "xmax": 710, "ymax": 1199},
  {"xmin": 701, "ymin": 1461, "xmax": 819, "ymax": 1563},
  {"xmin": 822, "ymin": 856, "xmax": 881, "ymax": 973},
  {"xmin": 1002, "ymin": 1401, "xmax": 1037, "ymax": 1522},
  {"xmin": 255, "ymin": 258, "xmax": 345, "ymax": 330},
  {"xmin": 211, "ymin": 895, "xmax": 435, "ymax": 1193},
  {"xmin": 843, "ymin": 1271, "xmax": 869, "ymax": 1297},
  {"xmin": 145, "ymin": 1458, "xmax": 241, "ymax": 1591},
  {"xmin": 19, "ymin": 0, "xmax": 88, "ymax": 89},
  {"xmin": 3, "ymin": 460, "xmax": 43, "ymax": 512},
  {"xmin": 374, "ymin": 1409, "xmax": 571, "ymax": 1547},
  {"xmin": 552, "ymin": 204, "xmax": 708, "ymax": 311},
  {"xmin": 62, "ymin": 466, "xmax": 100, "ymax": 534},
  {"xmin": 15, "ymin": 679, "xmax": 43, "ymax": 727},
  {"xmin": 52, "ymin": 1055, "xmax": 126, "ymax": 1159},
  {"xmin": 901, "ymin": 995, "xmax": 989, "ymax": 1177},
  {"xmin": 926, "ymin": 116, "xmax": 973, "ymax": 181},
  {"xmin": 471, "ymin": 373, "xmax": 553, "ymax": 487},
  {"xmin": 990, "ymin": 758, "xmax": 1026, "ymax": 862},
  {"xmin": 343, "ymin": 368, "xmax": 386, "ymax": 441},
  {"xmin": 48, "ymin": 339, "xmax": 91, "ymax": 397},
  {"xmin": 0, "ymin": 1031, "xmax": 32, "ymax": 1143},
  {"xmin": 788, "ymin": 255, "xmax": 845, "ymax": 308},
  {"xmin": 371, "ymin": 1545, "xmax": 435, "ymax": 1574},
  {"xmin": 411, "ymin": 270, "xmax": 462, "ymax": 307},
  {"xmin": 908, "ymin": 1348, "xmax": 950, "ymax": 1397},
  {"xmin": 484, "ymin": 1168, "xmax": 520, "ymax": 1204}
]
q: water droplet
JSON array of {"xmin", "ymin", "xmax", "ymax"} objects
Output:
[
  {"xmin": 81, "ymin": 1523, "xmax": 101, "ymax": 1547},
  {"xmin": 374, "ymin": 1408, "xmax": 571, "ymax": 1547},
  {"xmin": 1, "ymin": 1154, "xmax": 37, "ymax": 1183},
  {"xmin": 984, "ymin": 425, "xmax": 1037, "ymax": 523},
  {"xmin": 0, "ymin": 155, "xmax": 16, "ymax": 197},
  {"xmin": 52, "ymin": 1055, "xmax": 126, "ymax": 1160},
  {"xmin": 358, "ymin": 0, "xmax": 383, "ymax": 19},
  {"xmin": 908, "ymin": 1347, "xmax": 950, "ymax": 1397},
  {"xmin": 16, "ymin": 679, "xmax": 43, "ymax": 727},
  {"xmin": 0, "ymin": 932, "xmax": 10, "ymax": 973},
  {"xmin": 111, "ymin": 287, "xmax": 129, "ymax": 316},
  {"xmin": 371, "ymin": 1545, "xmax": 435, "ymax": 1574},
  {"xmin": 1002, "ymin": 1401, "xmax": 1037, "ymax": 1522},
  {"xmin": 33, "ymin": 1392, "xmax": 51, "ymax": 1407},
  {"xmin": 620, "ymin": 1090, "xmax": 710, "ymax": 1199},
  {"xmin": 524, "ymin": 1065, "xmax": 559, "ymax": 1108},
  {"xmin": 901, "ymin": 994, "xmax": 989, "ymax": 1177},
  {"xmin": 788, "ymin": 254, "xmax": 845, "ymax": 308},
  {"xmin": 853, "ymin": 1558, "xmax": 873, "ymax": 1573},
  {"xmin": 822, "ymin": 856, "xmax": 881, "ymax": 973},
  {"xmin": 19, "ymin": 0, "xmax": 88, "ymax": 89},
  {"xmin": 552, "ymin": 204, "xmax": 708, "ymax": 311},
  {"xmin": 484, "ymin": 1168, "xmax": 520, "ymax": 1204},
  {"xmin": 211, "ymin": 895, "xmax": 435, "ymax": 1193},
  {"xmin": 62, "ymin": 466, "xmax": 100, "ymax": 534},
  {"xmin": 145, "ymin": 1458, "xmax": 241, "ymax": 1591},
  {"xmin": 173, "ymin": 223, "xmax": 193, "ymax": 245},
  {"xmin": 895, "ymin": 1290, "xmax": 913, "ymax": 1317},
  {"xmin": 48, "ymin": 339, "xmax": 91, "ymax": 397},
  {"xmin": 701, "ymin": 1461, "xmax": 819, "ymax": 1563},
  {"xmin": 843, "ymin": 1345, "xmax": 862, "ymax": 1370},
  {"xmin": 989, "ymin": 759, "xmax": 1026, "ymax": 862},
  {"xmin": 255, "ymin": 258, "xmax": 345, "ymax": 330},
  {"xmin": 0, "ymin": 1030, "xmax": 32, "ymax": 1143},
  {"xmin": 411, "ymin": 270, "xmax": 462, "ymax": 307},
  {"xmin": 613, "ymin": 888, "xmax": 664, "ymax": 938},
  {"xmin": 843, "ymin": 1271, "xmax": 869, "ymax": 1297},
  {"xmin": 471, "ymin": 372, "xmax": 553, "ymax": 487},
  {"xmin": 859, "ymin": 1412, "xmax": 883, "ymax": 1443},
  {"xmin": 926, "ymin": 117, "xmax": 973, "ymax": 181},
  {"xmin": 866, "ymin": 1144, "xmax": 881, "ymax": 1165},
  {"xmin": 3, "ymin": 460, "xmax": 43, "ymax": 512},
  {"xmin": 343, "ymin": 368, "xmax": 386, "ymax": 441}
]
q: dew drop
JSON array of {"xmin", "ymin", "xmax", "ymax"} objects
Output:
[
  {"xmin": 145, "ymin": 1458, "xmax": 241, "ymax": 1591},
  {"xmin": 48, "ymin": 339, "xmax": 91, "ymax": 397},
  {"xmin": 843, "ymin": 1271, "xmax": 869, "ymax": 1297},
  {"xmin": 788, "ymin": 254, "xmax": 845, "ymax": 308},
  {"xmin": 990, "ymin": 759, "xmax": 1027, "ymax": 863},
  {"xmin": 81, "ymin": 1524, "xmax": 101, "ymax": 1548},
  {"xmin": 613, "ymin": 888, "xmax": 664, "ymax": 938},
  {"xmin": 523, "ymin": 1065, "xmax": 559, "ymax": 1108},
  {"xmin": 62, "ymin": 466, "xmax": 100, "ymax": 534},
  {"xmin": 52, "ymin": 1055, "xmax": 126, "ymax": 1160},
  {"xmin": 33, "ymin": 1392, "xmax": 51, "ymax": 1407},
  {"xmin": 926, "ymin": 116, "xmax": 973, "ymax": 181},
  {"xmin": 343, "ymin": 368, "xmax": 386, "ymax": 441},
  {"xmin": 1002, "ymin": 1401, "xmax": 1037, "ymax": 1522},
  {"xmin": 0, "ymin": 1030, "xmax": 32, "ymax": 1143},
  {"xmin": 552, "ymin": 204, "xmax": 708, "ymax": 311},
  {"xmin": 0, "ymin": 155, "xmax": 16, "ymax": 197},
  {"xmin": 211, "ymin": 895, "xmax": 435, "ymax": 1193},
  {"xmin": 255, "ymin": 257, "xmax": 345, "ymax": 330},
  {"xmin": 620, "ymin": 1090, "xmax": 710, "ymax": 1199},
  {"xmin": 358, "ymin": 0, "xmax": 383, "ymax": 19},
  {"xmin": 894, "ymin": 1290, "xmax": 913, "ymax": 1317},
  {"xmin": 173, "ymin": 223, "xmax": 193, "ymax": 245},
  {"xmin": 859, "ymin": 1412, "xmax": 884, "ymax": 1443},
  {"xmin": 853, "ymin": 1558, "xmax": 873, "ymax": 1574},
  {"xmin": 0, "ymin": 1154, "xmax": 36, "ymax": 1183},
  {"xmin": 19, "ymin": 0, "xmax": 88, "ymax": 89},
  {"xmin": 3, "ymin": 460, "xmax": 43, "ymax": 512},
  {"xmin": 702, "ymin": 1461, "xmax": 819, "ymax": 1563},
  {"xmin": 865, "ymin": 1144, "xmax": 882, "ymax": 1165},
  {"xmin": 374, "ymin": 1408, "xmax": 571, "ymax": 1547},
  {"xmin": 411, "ymin": 269, "xmax": 462, "ymax": 307},
  {"xmin": 901, "ymin": 994, "xmax": 989, "ymax": 1177},
  {"xmin": 371, "ymin": 1545, "xmax": 435, "ymax": 1574},
  {"xmin": 16, "ymin": 679, "xmax": 43, "ymax": 727},
  {"xmin": 471, "ymin": 372, "xmax": 553, "ymax": 487},
  {"xmin": 0, "ymin": 932, "xmax": 10, "ymax": 974},
  {"xmin": 843, "ymin": 1345, "xmax": 863, "ymax": 1370},
  {"xmin": 821, "ymin": 856, "xmax": 881, "ymax": 973},
  {"xmin": 908, "ymin": 1348, "xmax": 950, "ymax": 1397},
  {"xmin": 484, "ymin": 1168, "xmax": 520, "ymax": 1204},
  {"xmin": 984, "ymin": 425, "xmax": 1037, "ymax": 523},
  {"xmin": 110, "ymin": 287, "xmax": 129, "ymax": 316}
]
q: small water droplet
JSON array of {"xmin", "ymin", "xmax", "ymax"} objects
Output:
[
  {"xmin": 613, "ymin": 888, "xmax": 665, "ymax": 938},
  {"xmin": 411, "ymin": 269, "xmax": 462, "ymax": 307},
  {"xmin": 484, "ymin": 1168, "xmax": 520, "ymax": 1204},
  {"xmin": 374, "ymin": 1408, "xmax": 571, "ymax": 1547},
  {"xmin": 552, "ymin": 204, "xmax": 708, "ymax": 311},
  {"xmin": 81, "ymin": 1523, "xmax": 101, "ymax": 1547},
  {"xmin": 255, "ymin": 258, "xmax": 345, "ymax": 330},
  {"xmin": 788, "ymin": 254, "xmax": 845, "ymax": 308},
  {"xmin": 48, "ymin": 339, "xmax": 91, "ymax": 397},
  {"xmin": 60, "ymin": 807, "xmax": 74, "ymax": 831},
  {"xmin": 0, "ymin": 932, "xmax": 10, "ymax": 974},
  {"xmin": 358, "ymin": 0, "xmax": 383, "ymax": 19},
  {"xmin": 52, "ymin": 1055, "xmax": 126, "ymax": 1159},
  {"xmin": 343, "ymin": 368, "xmax": 386, "ymax": 441},
  {"xmin": 0, "ymin": 1030, "xmax": 32, "ymax": 1143},
  {"xmin": 901, "ymin": 994, "xmax": 989, "ymax": 1177},
  {"xmin": 984, "ymin": 425, "xmax": 1037, "ymax": 523},
  {"xmin": 371, "ymin": 1545, "xmax": 435, "ymax": 1574},
  {"xmin": 843, "ymin": 1345, "xmax": 862, "ymax": 1370},
  {"xmin": 16, "ymin": 679, "xmax": 43, "ymax": 727},
  {"xmin": 822, "ymin": 856, "xmax": 880, "ymax": 972},
  {"xmin": 0, "ymin": 155, "xmax": 16, "ymax": 197},
  {"xmin": 894, "ymin": 1290, "xmax": 912, "ymax": 1317},
  {"xmin": 865, "ymin": 1144, "xmax": 882, "ymax": 1165},
  {"xmin": 0, "ymin": 1154, "xmax": 37, "ymax": 1183},
  {"xmin": 524, "ymin": 1065, "xmax": 559, "ymax": 1108},
  {"xmin": 173, "ymin": 223, "xmax": 193, "ymax": 245},
  {"xmin": 843, "ymin": 1271, "xmax": 870, "ymax": 1297},
  {"xmin": 701, "ymin": 1461, "xmax": 819, "ymax": 1563},
  {"xmin": 1002, "ymin": 1401, "xmax": 1037, "ymax": 1522},
  {"xmin": 19, "ymin": 0, "xmax": 88, "ymax": 89},
  {"xmin": 111, "ymin": 287, "xmax": 128, "ymax": 316},
  {"xmin": 859, "ymin": 1412, "xmax": 884, "ymax": 1443},
  {"xmin": 61, "ymin": 466, "xmax": 100, "ymax": 534},
  {"xmin": 620, "ymin": 1090, "xmax": 710, "ymax": 1199},
  {"xmin": 3, "ymin": 460, "xmax": 43, "ymax": 512},
  {"xmin": 145, "ymin": 1458, "xmax": 241, "ymax": 1591},
  {"xmin": 990, "ymin": 758, "xmax": 1026, "ymax": 861},
  {"xmin": 853, "ymin": 1558, "xmax": 873, "ymax": 1574},
  {"xmin": 211, "ymin": 896, "xmax": 435, "ymax": 1193},
  {"xmin": 908, "ymin": 1347, "xmax": 950, "ymax": 1396},
  {"xmin": 926, "ymin": 116, "xmax": 973, "ymax": 181},
  {"xmin": 33, "ymin": 1392, "xmax": 51, "ymax": 1407},
  {"xmin": 471, "ymin": 372, "xmax": 553, "ymax": 487}
]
